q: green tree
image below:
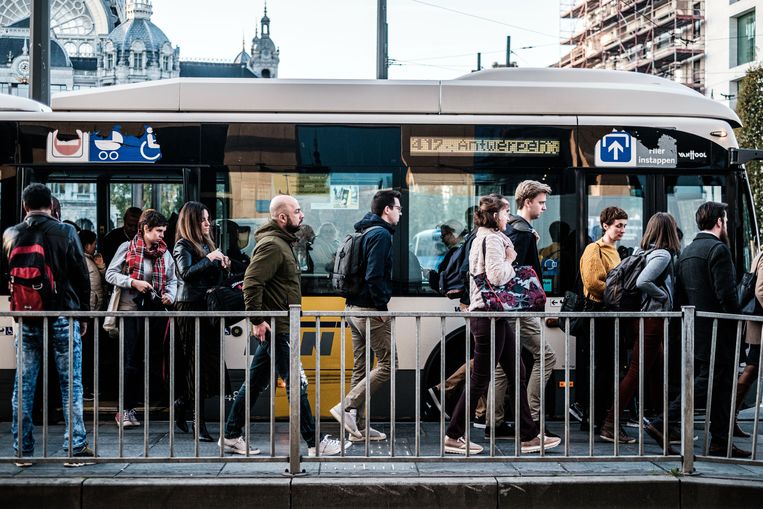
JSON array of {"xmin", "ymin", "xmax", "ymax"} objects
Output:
[{"xmin": 736, "ymin": 66, "xmax": 763, "ymax": 223}]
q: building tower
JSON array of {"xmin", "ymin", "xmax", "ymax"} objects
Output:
[{"xmin": 249, "ymin": 4, "xmax": 279, "ymax": 78}]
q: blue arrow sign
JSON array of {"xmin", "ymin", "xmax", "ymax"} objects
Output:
[{"xmin": 599, "ymin": 132, "xmax": 632, "ymax": 163}]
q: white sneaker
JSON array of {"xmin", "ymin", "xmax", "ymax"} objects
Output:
[
  {"xmin": 115, "ymin": 409, "xmax": 139, "ymax": 428},
  {"xmin": 444, "ymin": 436, "xmax": 483, "ymax": 455},
  {"xmin": 330, "ymin": 403, "xmax": 361, "ymax": 438},
  {"xmin": 348, "ymin": 426, "xmax": 387, "ymax": 442},
  {"xmin": 521, "ymin": 434, "xmax": 561, "ymax": 454},
  {"xmin": 308, "ymin": 435, "xmax": 351, "ymax": 456},
  {"xmin": 218, "ymin": 436, "xmax": 260, "ymax": 455}
]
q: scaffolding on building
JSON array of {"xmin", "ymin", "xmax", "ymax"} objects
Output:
[{"xmin": 559, "ymin": 0, "xmax": 705, "ymax": 92}]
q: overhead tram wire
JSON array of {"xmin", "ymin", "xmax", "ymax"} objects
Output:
[
  {"xmin": 401, "ymin": 42, "xmax": 560, "ymax": 63},
  {"xmin": 409, "ymin": 0, "xmax": 561, "ymax": 40}
]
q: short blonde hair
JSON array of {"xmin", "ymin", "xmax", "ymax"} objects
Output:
[{"xmin": 514, "ymin": 180, "xmax": 551, "ymax": 209}]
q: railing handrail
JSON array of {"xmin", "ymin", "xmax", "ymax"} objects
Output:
[{"xmin": 2, "ymin": 304, "xmax": 761, "ymax": 475}]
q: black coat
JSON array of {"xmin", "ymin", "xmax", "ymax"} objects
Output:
[
  {"xmin": 505, "ymin": 215, "xmax": 542, "ymax": 278},
  {"xmin": 675, "ymin": 232, "xmax": 739, "ymax": 361},
  {"xmin": 172, "ymin": 239, "xmax": 225, "ymax": 303},
  {"xmin": 2, "ymin": 212, "xmax": 90, "ymax": 312},
  {"xmin": 345, "ymin": 213, "xmax": 395, "ymax": 311}
]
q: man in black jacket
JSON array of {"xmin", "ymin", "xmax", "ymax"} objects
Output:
[
  {"xmin": 645, "ymin": 201, "xmax": 750, "ymax": 457},
  {"xmin": 331, "ymin": 189, "xmax": 401, "ymax": 441},
  {"xmin": 504, "ymin": 181, "xmax": 558, "ymax": 435},
  {"xmin": 2, "ymin": 184, "xmax": 93, "ymax": 465}
]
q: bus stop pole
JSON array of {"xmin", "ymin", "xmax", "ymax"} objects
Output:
[
  {"xmin": 681, "ymin": 306, "xmax": 696, "ymax": 474},
  {"xmin": 30, "ymin": 0, "xmax": 51, "ymax": 105},
  {"xmin": 288, "ymin": 305, "xmax": 302, "ymax": 474}
]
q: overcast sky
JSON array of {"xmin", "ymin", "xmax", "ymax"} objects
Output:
[{"xmin": 151, "ymin": 0, "xmax": 567, "ymax": 80}]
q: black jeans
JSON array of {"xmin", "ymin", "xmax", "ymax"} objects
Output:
[
  {"xmin": 575, "ymin": 313, "xmax": 616, "ymax": 428},
  {"xmin": 653, "ymin": 352, "xmax": 734, "ymax": 443},
  {"xmin": 122, "ymin": 316, "xmax": 167, "ymax": 409},
  {"xmin": 224, "ymin": 333, "xmax": 316, "ymax": 447},
  {"xmin": 446, "ymin": 317, "xmax": 538, "ymax": 442}
]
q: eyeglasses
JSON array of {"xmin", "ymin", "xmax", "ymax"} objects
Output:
[{"xmin": 392, "ymin": 205, "xmax": 403, "ymax": 212}]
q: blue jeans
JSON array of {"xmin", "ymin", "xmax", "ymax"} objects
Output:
[
  {"xmin": 11, "ymin": 317, "xmax": 88, "ymax": 454},
  {"xmin": 224, "ymin": 333, "xmax": 316, "ymax": 447}
]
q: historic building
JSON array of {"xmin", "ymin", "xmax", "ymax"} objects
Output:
[{"xmin": 0, "ymin": 0, "xmax": 279, "ymax": 96}]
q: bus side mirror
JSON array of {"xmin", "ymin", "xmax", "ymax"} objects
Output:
[{"xmin": 730, "ymin": 148, "xmax": 763, "ymax": 166}]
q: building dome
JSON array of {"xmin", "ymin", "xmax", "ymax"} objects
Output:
[
  {"xmin": 106, "ymin": 4, "xmax": 170, "ymax": 55},
  {"xmin": 233, "ymin": 50, "xmax": 250, "ymax": 64},
  {"xmin": 100, "ymin": 1, "xmax": 177, "ymax": 85}
]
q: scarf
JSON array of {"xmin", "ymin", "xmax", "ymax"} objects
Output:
[{"xmin": 125, "ymin": 230, "xmax": 168, "ymax": 296}]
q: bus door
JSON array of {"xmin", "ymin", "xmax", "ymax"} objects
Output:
[
  {"xmin": 25, "ymin": 168, "xmax": 185, "ymax": 246},
  {"xmin": 580, "ymin": 171, "xmax": 649, "ymax": 258},
  {"xmin": 661, "ymin": 174, "xmax": 726, "ymax": 255}
]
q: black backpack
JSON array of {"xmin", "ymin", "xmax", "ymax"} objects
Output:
[
  {"xmin": 603, "ymin": 249, "xmax": 653, "ymax": 311},
  {"xmin": 7, "ymin": 223, "xmax": 59, "ymax": 319},
  {"xmin": 434, "ymin": 229, "xmax": 476, "ymax": 299},
  {"xmin": 331, "ymin": 226, "xmax": 383, "ymax": 297}
]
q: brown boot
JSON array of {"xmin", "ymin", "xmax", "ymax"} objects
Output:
[{"xmin": 733, "ymin": 364, "xmax": 759, "ymax": 438}]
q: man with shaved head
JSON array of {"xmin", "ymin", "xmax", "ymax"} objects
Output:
[{"xmin": 220, "ymin": 195, "xmax": 344, "ymax": 457}]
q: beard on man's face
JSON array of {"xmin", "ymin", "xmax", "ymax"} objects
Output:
[
  {"xmin": 720, "ymin": 226, "xmax": 730, "ymax": 246},
  {"xmin": 285, "ymin": 216, "xmax": 302, "ymax": 234}
]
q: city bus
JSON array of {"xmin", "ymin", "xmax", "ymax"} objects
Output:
[{"xmin": 0, "ymin": 67, "xmax": 757, "ymax": 422}]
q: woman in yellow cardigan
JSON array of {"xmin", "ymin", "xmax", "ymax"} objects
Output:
[{"xmin": 576, "ymin": 206, "xmax": 628, "ymax": 436}]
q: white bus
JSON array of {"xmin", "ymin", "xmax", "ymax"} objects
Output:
[{"xmin": 0, "ymin": 67, "xmax": 757, "ymax": 420}]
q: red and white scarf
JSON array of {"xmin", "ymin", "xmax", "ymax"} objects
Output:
[{"xmin": 125, "ymin": 230, "xmax": 167, "ymax": 296}]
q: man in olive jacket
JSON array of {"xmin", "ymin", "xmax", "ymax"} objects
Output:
[
  {"xmin": 645, "ymin": 202, "xmax": 750, "ymax": 458},
  {"xmin": 221, "ymin": 195, "xmax": 343, "ymax": 456}
]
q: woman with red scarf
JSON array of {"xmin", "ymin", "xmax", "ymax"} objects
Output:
[{"xmin": 106, "ymin": 209, "xmax": 177, "ymax": 428}]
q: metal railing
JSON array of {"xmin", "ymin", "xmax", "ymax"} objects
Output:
[{"xmin": 1, "ymin": 306, "xmax": 761, "ymax": 475}]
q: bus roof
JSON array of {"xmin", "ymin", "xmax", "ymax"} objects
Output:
[
  {"xmin": 0, "ymin": 94, "xmax": 51, "ymax": 112},
  {"xmin": 50, "ymin": 68, "xmax": 740, "ymax": 127}
]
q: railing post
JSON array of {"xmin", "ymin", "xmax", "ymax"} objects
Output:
[
  {"xmin": 681, "ymin": 306, "xmax": 695, "ymax": 474},
  {"xmin": 288, "ymin": 305, "xmax": 302, "ymax": 474}
]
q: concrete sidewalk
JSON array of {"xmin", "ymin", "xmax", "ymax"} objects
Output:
[{"xmin": 1, "ymin": 421, "xmax": 762, "ymax": 508}]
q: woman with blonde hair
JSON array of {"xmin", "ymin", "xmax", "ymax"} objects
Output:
[
  {"xmin": 600, "ymin": 212, "xmax": 680, "ymax": 443},
  {"xmin": 443, "ymin": 194, "xmax": 560, "ymax": 455},
  {"xmin": 173, "ymin": 201, "xmax": 230, "ymax": 441}
]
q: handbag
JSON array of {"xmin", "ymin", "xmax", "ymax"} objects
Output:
[
  {"xmin": 205, "ymin": 278, "xmax": 245, "ymax": 325},
  {"xmin": 102, "ymin": 286, "xmax": 121, "ymax": 333},
  {"xmin": 739, "ymin": 252, "xmax": 763, "ymax": 316},
  {"xmin": 473, "ymin": 266, "xmax": 546, "ymax": 312},
  {"xmin": 558, "ymin": 290, "xmax": 587, "ymax": 336},
  {"xmin": 472, "ymin": 237, "xmax": 546, "ymax": 312}
]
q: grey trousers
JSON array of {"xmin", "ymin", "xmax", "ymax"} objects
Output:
[
  {"xmin": 344, "ymin": 305, "xmax": 399, "ymax": 426},
  {"xmin": 518, "ymin": 316, "xmax": 557, "ymax": 421}
]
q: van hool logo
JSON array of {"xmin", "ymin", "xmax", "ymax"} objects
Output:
[
  {"xmin": 46, "ymin": 126, "xmax": 162, "ymax": 163},
  {"xmin": 678, "ymin": 150, "xmax": 708, "ymax": 161}
]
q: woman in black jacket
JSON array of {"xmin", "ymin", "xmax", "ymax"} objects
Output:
[{"xmin": 173, "ymin": 201, "xmax": 231, "ymax": 441}]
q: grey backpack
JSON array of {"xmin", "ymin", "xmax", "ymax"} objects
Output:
[{"xmin": 331, "ymin": 226, "xmax": 382, "ymax": 297}]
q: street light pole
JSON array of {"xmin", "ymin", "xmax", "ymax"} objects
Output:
[
  {"xmin": 376, "ymin": 0, "xmax": 388, "ymax": 79},
  {"xmin": 30, "ymin": 0, "xmax": 51, "ymax": 104}
]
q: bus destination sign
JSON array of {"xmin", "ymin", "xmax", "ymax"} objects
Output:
[{"xmin": 410, "ymin": 137, "xmax": 560, "ymax": 156}]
